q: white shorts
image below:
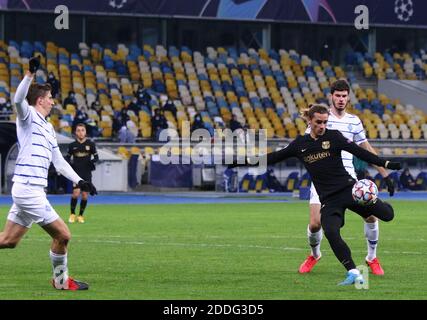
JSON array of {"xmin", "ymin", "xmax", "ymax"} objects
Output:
[
  {"xmin": 309, "ymin": 183, "xmax": 321, "ymax": 205},
  {"xmin": 7, "ymin": 183, "xmax": 60, "ymax": 229}
]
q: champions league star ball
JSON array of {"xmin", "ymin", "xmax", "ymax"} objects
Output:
[
  {"xmin": 394, "ymin": 0, "xmax": 414, "ymax": 22},
  {"xmin": 352, "ymin": 179, "xmax": 378, "ymax": 206}
]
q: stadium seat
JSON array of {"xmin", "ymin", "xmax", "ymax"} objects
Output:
[
  {"xmin": 415, "ymin": 172, "xmax": 427, "ymax": 190},
  {"xmin": 284, "ymin": 171, "xmax": 299, "ymax": 192},
  {"xmin": 2, "ymin": 40, "xmax": 426, "ymax": 149},
  {"xmin": 239, "ymin": 174, "xmax": 255, "ymax": 193},
  {"xmin": 374, "ymin": 173, "xmax": 385, "ymax": 191},
  {"xmin": 254, "ymin": 174, "xmax": 269, "ymax": 193},
  {"xmin": 299, "ymin": 172, "xmax": 311, "ymax": 188},
  {"xmin": 117, "ymin": 146, "xmax": 130, "ymax": 159}
]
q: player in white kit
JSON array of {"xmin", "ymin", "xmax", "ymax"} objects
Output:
[
  {"xmin": 0, "ymin": 56, "xmax": 97, "ymax": 290},
  {"xmin": 298, "ymin": 80, "xmax": 395, "ymax": 275}
]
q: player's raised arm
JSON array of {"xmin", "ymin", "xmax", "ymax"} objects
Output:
[
  {"xmin": 336, "ymin": 131, "xmax": 401, "ymax": 170},
  {"xmin": 229, "ymin": 139, "xmax": 299, "ymax": 168},
  {"xmin": 265, "ymin": 140, "xmax": 299, "ymax": 165},
  {"xmin": 13, "ymin": 56, "xmax": 41, "ymax": 120}
]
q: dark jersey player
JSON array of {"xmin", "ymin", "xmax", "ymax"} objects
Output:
[
  {"xmin": 231, "ymin": 104, "xmax": 401, "ymax": 285},
  {"xmin": 66, "ymin": 123, "xmax": 98, "ymax": 223}
]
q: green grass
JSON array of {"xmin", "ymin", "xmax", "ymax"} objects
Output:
[{"xmin": 0, "ymin": 201, "xmax": 426, "ymax": 300}]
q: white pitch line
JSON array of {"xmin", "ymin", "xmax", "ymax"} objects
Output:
[
  {"xmin": 23, "ymin": 237, "xmax": 427, "ymax": 255},
  {"xmin": 67, "ymin": 234, "xmax": 426, "ymax": 243}
]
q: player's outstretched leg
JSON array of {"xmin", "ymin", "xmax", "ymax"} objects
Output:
[
  {"xmin": 43, "ymin": 219, "xmax": 89, "ymax": 290},
  {"xmin": 374, "ymin": 200, "xmax": 394, "ymax": 221},
  {"xmin": 0, "ymin": 219, "xmax": 28, "ymax": 249},
  {"xmin": 299, "ymin": 204, "xmax": 322, "ymax": 273}
]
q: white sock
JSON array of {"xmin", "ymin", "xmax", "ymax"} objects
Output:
[
  {"xmin": 50, "ymin": 250, "xmax": 69, "ymax": 289},
  {"xmin": 364, "ymin": 221, "xmax": 379, "ymax": 261},
  {"xmin": 307, "ymin": 225, "xmax": 323, "ymax": 259}
]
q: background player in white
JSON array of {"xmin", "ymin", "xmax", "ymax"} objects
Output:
[
  {"xmin": 298, "ymin": 80, "xmax": 395, "ymax": 275},
  {"xmin": 0, "ymin": 56, "xmax": 97, "ymax": 290}
]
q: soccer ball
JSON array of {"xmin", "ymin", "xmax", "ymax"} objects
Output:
[
  {"xmin": 352, "ymin": 179, "xmax": 378, "ymax": 206},
  {"xmin": 394, "ymin": 0, "xmax": 414, "ymax": 22}
]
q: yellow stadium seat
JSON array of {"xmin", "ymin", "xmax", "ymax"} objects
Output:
[
  {"xmin": 117, "ymin": 146, "xmax": 130, "ymax": 159},
  {"xmin": 131, "ymin": 147, "xmax": 141, "ymax": 155},
  {"xmin": 102, "ymin": 127, "xmax": 112, "ymax": 138},
  {"xmin": 144, "ymin": 147, "xmax": 154, "ymax": 155},
  {"xmin": 141, "ymin": 126, "xmax": 152, "ymax": 138},
  {"xmin": 241, "ymin": 179, "xmax": 251, "ymax": 192}
]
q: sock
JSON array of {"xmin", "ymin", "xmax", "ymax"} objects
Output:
[
  {"xmin": 50, "ymin": 250, "xmax": 69, "ymax": 289},
  {"xmin": 79, "ymin": 199, "xmax": 88, "ymax": 216},
  {"xmin": 307, "ymin": 225, "xmax": 323, "ymax": 259},
  {"xmin": 364, "ymin": 221, "xmax": 379, "ymax": 261},
  {"xmin": 70, "ymin": 198, "xmax": 77, "ymax": 214}
]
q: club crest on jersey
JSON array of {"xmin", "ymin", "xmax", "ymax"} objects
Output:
[
  {"xmin": 86, "ymin": 145, "xmax": 90, "ymax": 150},
  {"xmin": 322, "ymin": 141, "xmax": 330, "ymax": 149}
]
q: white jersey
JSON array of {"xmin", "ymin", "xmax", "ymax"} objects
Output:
[
  {"xmin": 12, "ymin": 75, "xmax": 82, "ymax": 187},
  {"xmin": 13, "ymin": 106, "xmax": 58, "ymax": 186},
  {"xmin": 305, "ymin": 111, "xmax": 367, "ymax": 179}
]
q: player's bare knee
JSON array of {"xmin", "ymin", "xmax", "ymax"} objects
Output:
[
  {"xmin": 364, "ymin": 215, "xmax": 377, "ymax": 223},
  {"xmin": 62, "ymin": 231, "xmax": 71, "ymax": 244},
  {"xmin": 6, "ymin": 241, "xmax": 18, "ymax": 248},
  {"xmin": 55, "ymin": 231, "xmax": 71, "ymax": 246},
  {"xmin": 0, "ymin": 237, "xmax": 19, "ymax": 248},
  {"xmin": 309, "ymin": 222, "xmax": 322, "ymax": 233}
]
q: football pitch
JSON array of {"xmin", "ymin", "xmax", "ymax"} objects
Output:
[{"xmin": 0, "ymin": 200, "xmax": 426, "ymax": 300}]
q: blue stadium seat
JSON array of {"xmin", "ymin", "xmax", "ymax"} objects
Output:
[
  {"xmin": 415, "ymin": 172, "xmax": 427, "ymax": 190},
  {"xmin": 284, "ymin": 171, "xmax": 300, "ymax": 192},
  {"xmin": 299, "ymin": 172, "xmax": 311, "ymax": 188},
  {"xmin": 253, "ymin": 174, "xmax": 269, "ymax": 193},
  {"xmin": 374, "ymin": 173, "xmax": 385, "ymax": 191}
]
